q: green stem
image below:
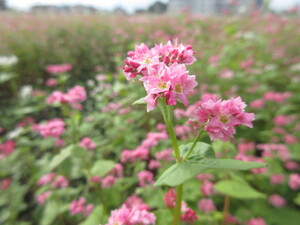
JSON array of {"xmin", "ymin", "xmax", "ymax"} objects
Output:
[
  {"xmin": 184, "ymin": 129, "xmax": 204, "ymax": 160},
  {"xmin": 172, "ymin": 184, "xmax": 183, "ymax": 225}
]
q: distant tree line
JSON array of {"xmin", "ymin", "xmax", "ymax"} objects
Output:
[{"xmin": 0, "ymin": 0, "xmax": 7, "ymax": 10}]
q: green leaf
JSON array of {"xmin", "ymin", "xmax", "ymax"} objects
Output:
[
  {"xmin": 179, "ymin": 142, "xmax": 215, "ymax": 160},
  {"xmin": 79, "ymin": 205, "xmax": 104, "ymax": 225},
  {"xmin": 41, "ymin": 200, "xmax": 58, "ymax": 225},
  {"xmin": 155, "ymin": 159, "xmax": 267, "ymax": 187},
  {"xmin": 214, "ymin": 180, "xmax": 265, "ymax": 199},
  {"xmin": 91, "ymin": 160, "xmax": 115, "ymax": 177},
  {"xmin": 294, "ymin": 193, "xmax": 300, "ymax": 206},
  {"xmin": 48, "ymin": 145, "xmax": 74, "ymax": 171},
  {"xmin": 132, "ymin": 97, "xmax": 146, "ymax": 105}
]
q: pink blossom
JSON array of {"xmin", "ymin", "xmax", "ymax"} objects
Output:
[
  {"xmin": 263, "ymin": 91, "xmax": 291, "ymax": 103},
  {"xmin": 285, "ymin": 161, "xmax": 299, "ymax": 170},
  {"xmin": 284, "ymin": 134, "xmax": 298, "ymax": 145},
  {"xmin": 201, "ymin": 181, "xmax": 215, "ymax": 197},
  {"xmin": 36, "ymin": 118, "xmax": 65, "ymax": 138},
  {"xmin": 273, "ymin": 115, "xmax": 291, "ymax": 126},
  {"xmin": 70, "ymin": 197, "xmax": 93, "ymax": 217},
  {"xmin": 137, "ymin": 171, "xmax": 153, "ymax": 187},
  {"xmin": 0, "ymin": 178, "xmax": 11, "ymax": 190},
  {"xmin": 270, "ymin": 174, "xmax": 285, "ymax": 185},
  {"xmin": 84, "ymin": 204, "xmax": 94, "ymax": 217},
  {"xmin": 80, "ymin": 137, "xmax": 96, "ymax": 150},
  {"xmin": 51, "ymin": 175, "xmax": 68, "ymax": 188},
  {"xmin": 124, "ymin": 194, "xmax": 149, "ymax": 210},
  {"xmin": 198, "ymin": 198, "xmax": 216, "ymax": 213},
  {"xmin": 195, "ymin": 97, "xmax": 255, "ymax": 141},
  {"xmin": 238, "ymin": 142, "xmax": 255, "ymax": 154},
  {"xmin": 240, "ymin": 58, "xmax": 255, "ymax": 69},
  {"xmin": 250, "ymin": 99, "xmax": 265, "ymax": 109},
  {"xmin": 0, "ymin": 140, "xmax": 15, "ymax": 158},
  {"xmin": 55, "ymin": 138, "xmax": 65, "ymax": 147},
  {"xmin": 46, "ymin": 63, "xmax": 72, "ymax": 74},
  {"xmin": 268, "ymin": 194, "xmax": 286, "ymax": 208},
  {"xmin": 118, "ymin": 107, "xmax": 131, "ymax": 115},
  {"xmin": 164, "ymin": 188, "xmax": 176, "ymax": 208},
  {"xmin": 90, "ymin": 176, "xmax": 101, "ymax": 183},
  {"xmin": 289, "ymin": 173, "xmax": 300, "ymax": 190},
  {"xmin": 67, "ymin": 85, "xmax": 87, "ymax": 103},
  {"xmin": 45, "ymin": 78, "xmax": 57, "ymax": 87},
  {"xmin": 180, "ymin": 208, "xmax": 198, "ymax": 224},
  {"xmin": 109, "ymin": 163, "xmax": 124, "ymax": 178},
  {"xmin": 219, "ymin": 69, "xmax": 234, "ymax": 79},
  {"xmin": 46, "ymin": 91, "xmax": 68, "ymax": 105},
  {"xmin": 247, "ymin": 217, "xmax": 267, "ymax": 225},
  {"xmin": 155, "ymin": 149, "xmax": 173, "ymax": 162},
  {"xmin": 36, "ymin": 191, "xmax": 52, "ymax": 205},
  {"xmin": 105, "ymin": 205, "xmax": 156, "ymax": 225},
  {"xmin": 102, "ymin": 175, "xmax": 116, "ymax": 188},
  {"xmin": 209, "ymin": 55, "xmax": 220, "ymax": 67},
  {"xmin": 196, "ymin": 173, "xmax": 214, "ymax": 181},
  {"xmin": 148, "ymin": 160, "xmax": 161, "ymax": 170},
  {"xmin": 37, "ymin": 173, "xmax": 56, "ymax": 186},
  {"xmin": 17, "ymin": 116, "xmax": 35, "ymax": 127}
]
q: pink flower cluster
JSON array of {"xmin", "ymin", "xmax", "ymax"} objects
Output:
[
  {"xmin": 46, "ymin": 85, "xmax": 87, "ymax": 110},
  {"xmin": 104, "ymin": 201, "xmax": 156, "ymax": 225},
  {"xmin": 268, "ymin": 194, "xmax": 286, "ymax": 208},
  {"xmin": 46, "ymin": 63, "xmax": 72, "ymax": 74},
  {"xmin": 121, "ymin": 131, "xmax": 168, "ymax": 163},
  {"xmin": 80, "ymin": 137, "xmax": 96, "ymax": 150},
  {"xmin": 198, "ymin": 198, "xmax": 216, "ymax": 213},
  {"xmin": 289, "ymin": 173, "xmax": 300, "ymax": 190},
  {"xmin": 247, "ymin": 217, "xmax": 267, "ymax": 225},
  {"xmin": 137, "ymin": 170, "xmax": 154, "ymax": 187},
  {"xmin": 91, "ymin": 164, "xmax": 124, "ymax": 189},
  {"xmin": 70, "ymin": 197, "xmax": 94, "ymax": 217},
  {"xmin": 0, "ymin": 140, "xmax": 15, "ymax": 159},
  {"xmin": 33, "ymin": 118, "xmax": 65, "ymax": 138},
  {"xmin": 0, "ymin": 178, "xmax": 11, "ymax": 190},
  {"xmin": 36, "ymin": 191, "xmax": 52, "ymax": 205},
  {"xmin": 263, "ymin": 91, "xmax": 291, "ymax": 103},
  {"xmin": 122, "ymin": 41, "xmax": 198, "ymax": 111},
  {"xmin": 36, "ymin": 173, "xmax": 68, "ymax": 188},
  {"xmin": 194, "ymin": 96, "xmax": 255, "ymax": 141}
]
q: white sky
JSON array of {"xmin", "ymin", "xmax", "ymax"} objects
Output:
[{"xmin": 7, "ymin": 0, "xmax": 300, "ymax": 12}]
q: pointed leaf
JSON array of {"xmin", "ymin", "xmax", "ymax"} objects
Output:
[
  {"xmin": 132, "ymin": 97, "xmax": 146, "ymax": 105},
  {"xmin": 91, "ymin": 160, "xmax": 115, "ymax": 177},
  {"xmin": 155, "ymin": 159, "xmax": 267, "ymax": 187},
  {"xmin": 179, "ymin": 142, "xmax": 215, "ymax": 160},
  {"xmin": 48, "ymin": 145, "xmax": 74, "ymax": 171},
  {"xmin": 214, "ymin": 180, "xmax": 265, "ymax": 199}
]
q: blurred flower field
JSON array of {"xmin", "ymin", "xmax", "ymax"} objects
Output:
[{"xmin": 0, "ymin": 12, "xmax": 300, "ymax": 225}]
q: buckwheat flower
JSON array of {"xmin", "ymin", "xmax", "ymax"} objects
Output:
[
  {"xmin": 284, "ymin": 134, "xmax": 298, "ymax": 145},
  {"xmin": 84, "ymin": 204, "xmax": 94, "ymax": 217},
  {"xmin": 67, "ymin": 85, "xmax": 87, "ymax": 103},
  {"xmin": 273, "ymin": 115, "xmax": 291, "ymax": 126},
  {"xmin": 90, "ymin": 176, "xmax": 101, "ymax": 183},
  {"xmin": 137, "ymin": 170, "xmax": 154, "ymax": 187},
  {"xmin": 46, "ymin": 63, "xmax": 72, "ymax": 74},
  {"xmin": 70, "ymin": 197, "xmax": 86, "ymax": 215},
  {"xmin": 55, "ymin": 138, "xmax": 65, "ymax": 147},
  {"xmin": 195, "ymin": 97, "xmax": 254, "ymax": 141},
  {"xmin": 201, "ymin": 181, "xmax": 215, "ymax": 196},
  {"xmin": 270, "ymin": 174, "xmax": 285, "ymax": 185},
  {"xmin": 37, "ymin": 173, "xmax": 56, "ymax": 186},
  {"xmin": 0, "ymin": 178, "xmax": 11, "ymax": 190},
  {"xmin": 148, "ymin": 160, "xmax": 161, "ymax": 170},
  {"xmin": 198, "ymin": 198, "xmax": 216, "ymax": 213},
  {"xmin": 51, "ymin": 175, "xmax": 68, "ymax": 188},
  {"xmin": 181, "ymin": 208, "xmax": 198, "ymax": 224},
  {"xmin": 37, "ymin": 118, "xmax": 65, "ymax": 138},
  {"xmin": 289, "ymin": 173, "xmax": 300, "ymax": 190},
  {"xmin": 155, "ymin": 149, "xmax": 173, "ymax": 162},
  {"xmin": 124, "ymin": 194, "xmax": 149, "ymax": 210},
  {"xmin": 164, "ymin": 188, "xmax": 176, "ymax": 208},
  {"xmin": 268, "ymin": 194, "xmax": 286, "ymax": 208},
  {"xmin": 45, "ymin": 78, "xmax": 57, "ymax": 87},
  {"xmin": 109, "ymin": 163, "xmax": 124, "ymax": 178},
  {"xmin": 46, "ymin": 91, "xmax": 68, "ymax": 105},
  {"xmin": 0, "ymin": 140, "xmax": 15, "ymax": 158},
  {"xmin": 219, "ymin": 69, "xmax": 234, "ymax": 79},
  {"xmin": 196, "ymin": 173, "xmax": 214, "ymax": 181},
  {"xmin": 285, "ymin": 161, "xmax": 299, "ymax": 170},
  {"xmin": 36, "ymin": 191, "xmax": 52, "ymax": 205},
  {"xmin": 247, "ymin": 217, "xmax": 267, "ymax": 225},
  {"xmin": 250, "ymin": 99, "xmax": 265, "ymax": 109},
  {"xmin": 80, "ymin": 137, "xmax": 96, "ymax": 150},
  {"xmin": 102, "ymin": 175, "xmax": 116, "ymax": 188}
]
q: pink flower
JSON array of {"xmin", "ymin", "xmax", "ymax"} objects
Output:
[
  {"xmin": 55, "ymin": 138, "xmax": 65, "ymax": 147},
  {"xmin": 102, "ymin": 175, "xmax": 116, "ymax": 188},
  {"xmin": 164, "ymin": 188, "xmax": 176, "ymax": 208},
  {"xmin": 17, "ymin": 116, "xmax": 35, "ymax": 127},
  {"xmin": 124, "ymin": 194, "xmax": 149, "ymax": 210},
  {"xmin": 284, "ymin": 134, "xmax": 298, "ymax": 144},
  {"xmin": 263, "ymin": 91, "xmax": 291, "ymax": 103},
  {"xmin": 0, "ymin": 178, "xmax": 11, "ymax": 190},
  {"xmin": 198, "ymin": 198, "xmax": 216, "ymax": 213},
  {"xmin": 180, "ymin": 208, "xmax": 198, "ymax": 224},
  {"xmin": 51, "ymin": 175, "xmax": 68, "ymax": 188},
  {"xmin": 90, "ymin": 176, "xmax": 101, "ymax": 183},
  {"xmin": 270, "ymin": 174, "xmax": 285, "ymax": 185},
  {"xmin": 285, "ymin": 161, "xmax": 299, "ymax": 170},
  {"xmin": 36, "ymin": 118, "xmax": 65, "ymax": 138},
  {"xmin": 80, "ymin": 137, "xmax": 96, "ymax": 150},
  {"xmin": 247, "ymin": 217, "xmax": 267, "ymax": 225},
  {"xmin": 195, "ymin": 97, "xmax": 255, "ymax": 141},
  {"xmin": 45, "ymin": 78, "xmax": 57, "ymax": 87},
  {"xmin": 250, "ymin": 99, "xmax": 265, "ymax": 109},
  {"xmin": 0, "ymin": 140, "xmax": 15, "ymax": 158},
  {"xmin": 268, "ymin": 194, "xmax": 286, "ymax": 208},
  {"xmin": 137, "ymin": 171, "xmax": 153, "ymax": 187},
  {"xmin": 105, "ymin": 205, "xmax": 156, "ymax": 225},
  {"xmin": 219, "ymin": 69, "xmax": 234, "ymax": 79},
  {"xmin": 46, "ymin": 91, "xmax": 68, "ymax": 105},
  {"xmin": 289, "ymin": 173, "xmax": 300, "ymax": 190},
  {"xmin": 155, "ymin": 149, "xmax": 173, "ymax": 162},
  {"xmin": 67, "ymin": 85, "xmax": 87, "ymax": 103},
  {"xmin": 148, "ymin": 160, "xmax": 161, "ymax": 170},
  {"xmin": 36, "ymin": 191, "xmax": 52, "ymax": 205},
  {"xmin": 209, "ymin": 55, "xmax": 220, "ymax": 67},
  {"xmin": 273, "ymin": 115, "xmax": 291, "ymax": 126},
  {"xmin": 201, "ymin": 181, "xmax": 215, "ymax": 197},
  {"xmin": 109, "ymin": 163, "xmax": 124, "ymax": 178},
  {"xmin": 46, "ymin": 63, "xmax": 72, "ymax": 74},
  {"xmin": 37, "ymin": 173, "xmax": 56, "ymax": 186},
  {"xmin": 70, "ymin": 197, "xmax": 93, "ymax": 217},
  {"xmin": 196, "ymin": 173, "xmax": 214, "ymax": 181}
]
